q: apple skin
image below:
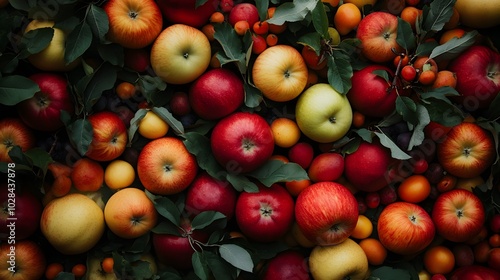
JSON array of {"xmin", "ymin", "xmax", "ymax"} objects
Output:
[
  {"xmin": 0, "ymin": 118, "xmax": 35, "ymax": 163},
  {"xmin": 104, "ymin": 0, "xmax": 163, "ymax": 49},
  {"xmin": 295, "ymin": 83, "xmax": 353, "ymax": 143},
  {"xmin": 151, "ymin": 24, "xmax": 211, "ymax": 85},
  {"xmin": 124, "ymin": 48, "xmax": 151, "ymax": 72},
  {"xmin": 235, "ymin": 184, "xmax": 295, "ymax": 243},
  {"xmin": 210, "ymin": 111, "xmax": 274, "ymax": 173},
  {"xmin": 448, "ymin": 45, "xmax": 500, "ymax": 111},
  {"xmin": 169, "ymin": 91, "xmax": 191, "ymax": 116},
  {"xmin": 0, "ymin": 185, "xmax": 42, "ymax": 241},
  {"xmin": 17, "ymin": 73, "xmax": 73, "ymax": 132},
  {"xmin": 228, "ymin": 3, "xmax": 260, "ymax": 27},
  {"xmin": 152, "ymin": 217, "xmax": 210, "ymax": 270},
  {"xmin": 454, "ymin": 0, "xmax": 500, "ymax": 29},
  {"xmin": 347, "ymin": 64, "xmax": 399, "ymax": 118},
  {"xmin": 432, "ymin": 189, "xmax": 485, "ymax": 243},
  {"xmin": 86, "ymin": 111, "xmax": 128, "ymax": 162},
  {"xmin": 288, "ymin": 142, "xmax": 315, "ymax": 169},
  {"xmin": 137, "ymin": 137, "xmax": 198, "ymax": 195},
  {"xmin": 189, "ymin": 68, "xmax": 245, "ymax": 120},
  {"xmin": 449, "ymin": 265, "xmax": 500, "ymax": 280},
  {"xmin": 377, "ymin": 201, "xmax": 435, "ymax": 255},
  {"xmin": 157, "ymin": 0, "xmax": 219, "ymax": 28},
  {"xmin": 356, "ymin": 11, "xmax": 402, "ymax": 63},
  {"xmin": 184, "ymin": 171, "xmax": 237, "ymax": 220},
  {"xmin": 307, "ymin": 152, "xmax": 344, "ymax": 183},
  {"xmin": 344, "ymin": 141, "xmax": 394, "ymax": 192},
  {"xmin": 260, "ymin": 250, "xmax": 310, "ymax": 280},
  {"xmin": 437, "ymin": 122, "xmax": 495, "ymax": 179},
  {"xmin": 0, "ymin": 239, "xmax": 46, "ymax": 280},
  {"xmin": 295, "ymin": 181, "xmax": 358, "ymax": 246}
]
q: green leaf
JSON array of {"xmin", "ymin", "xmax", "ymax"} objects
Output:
[
  {"xmin": 8, "ymin": 146, "xmax": 33, "ymax": 167},
  {"xmin": 414, "ymin": 40, "xmax": 439, "ymax": 57},
  {"xmin": 422, "ymin": 0, "xmax": 456, "ymax": 33},
  {"xmin": 80, "ymin": 62, "xmax": 117, "ymax": 113},
  {"xmin": 152, "ymin": 106, "xmax": 184, "ymax": 135},
  {"xmin": 408, "ymin": 104, "xmax": 430, "ymax": 150},
  {"xmin": 429, "ymin": 30, "xmax": 478, "ymax": 62},
  {"xmin": 396, "ymin": 96, "xmax": 418, "ymax": 125},
  {"xmin": 86, "ymin": 4, "xmax": 109, "ymax": 42},
  {"xmin": 65, "ymin": 21, "xmax": 92, "ymax": 64},
  {"xmin": 219, "ymin": 244, "xmax": 254, "ymax": 273},
  {"xmin": 149, "ymin": 194, "xmax": 181, "ymax": 226},
  {"xmin": 244, "ymin": 82, "xmax": 263, "ymax": 108},
  {"xmin": 126, "ymin": 233, "xmax": 150, "ymax": 253},
  {"xmin": 65, "ymin": 118, "xmax": 93, "ymax": 156},
  {"xmin": 326, "ymin": 51, "xmax": 353, "ymax": 95},
  {"xmin": 0, "ymin": 75, "xmax": 38, "ymax": 105},
  {"xmin": 192, "ymin": 252, "xmax": 210, "ymax": 280},
  {"xmin": 18, "ymin": 27, "xmax": 54, "ymax": 58},
  {"xmin": 396, "ymin": 17, "xmax": 417, "ymax": 52},
  {"xmin": 183, "ymin": 132, "xmax": 226, "ymax": 181},
  {"xmin": 138, "ymin": 75, "xmax": 168, "ymax": 106},
  {"xmin": 371, "ymin": 266, "xmax": 412, "ymax": 280},
  {"xmin": 354, "ymin": 128, "xmax": 373, "ymax": 143},
  {"xmin": 24, "ymin": 148, "xmax": 54, "ymax": 177},
  {"xmin": 255, "ymin": 0, "xmax": 270, "ymax": 21},
  {"xmin": 204, "ymin": 251, "xmax": 237, "ymax": 280},
  {"xmin": 297, "ymin": 32, "xmax": 322, "ymax": 54},
  {"xmin": 374, "ymin": 131, "xmax": 411, "ymax": 160},
  {"xmin": 247, "ymin": 160, "xmax": 309, "ymax": 187},
  {"xmin": 226, "ymin": 173, "xmax": 259, "ymax": 193},
  {"xmin": 191, "ymin": 211, "xmax": 227, "ymax": 230},
  {"xmin": 128, "ymin": 108, "xmax": 147, "ymax": 143},
  {"xmin": 421, "ymin": 98, "xmax": 464, "ymax": 127},
  {"xmin": 419, "ymin": 86, "xmax": 459, "ymax": 103},
  {"xmin": 54, "ymin": 272, "xmax": 75, "ymax": 280},
  {"xmin": 266, "ymin": 0, "xmax": 318, "ymax": 25},
  {"xmin": 152, "ymin": 220, "xmax": 182, "ymax": 236},
  {"xmin": 484, "ymin": 92, "xmax": 500, "ymax": 120},
  {"xmin": 214, "ymin": 22, "xmax": 246, "ymax": 67},
  {"xmin": 97, "ymin": 43, "xmax": 124, "ymax": 67},
  {"xmin": 195, "ymin": 0, "xmax": 209, "ymax": 8},
  {"xmin": 0, "ymin": 53, "xmax": 19, "ymax": 74},
  {"xmin": 311, "ymin": 0, "xmax": 329, "ymax": 38}
]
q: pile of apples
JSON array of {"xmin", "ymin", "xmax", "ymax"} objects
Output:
[{"xmin": 1, "ymin": 0, "xmax": 500, "ymax": 279}]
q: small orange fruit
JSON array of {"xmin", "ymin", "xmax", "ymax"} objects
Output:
[
  {"xmin": 234, "ymin": 20, "xmax": 250, "ymax": 36},
  {"xmin": 350, "ymin": 214, "xmax": 373, "ymax": 240},
  {"xmin": 423, "ymin": 245, "xmax": 455, "ymax": 275},
  {"xmin": 285, "ymin": 179, "xmax": 311, "ymax": 197},
  {"xmin": 334, "ymin": 3, "xmax": 362, "ymax": 36},
  {"xmin": 45, "ymin": 263, "xmax": 64, "ymax": 280},
  {"xmin": 209, "ymin": 11, "xmax": 225, "ymax": 23},
  {"xmin": 101, "ymin": 257, "xmax": 114, "ymax": 274},
  {"xmin": 397, "ymin": 174, "xmax": 431, "ymax": 203},
  {"xmin": 439, "ymin": 28, "xmax": 466, "ymax": 45},
  {"xmin": 359, "ymin": 238, "xmax": 388, "ymax": 266},
  {"xmin": 270, "ymin": 117, "xmax": 301, "ymax": 148},
  {"xmin": 71, "ymin": 263, "xmax": 87, "ymax": 278},
  {"xmin": 116, "ymin": 81, "xmax": 136, "ymax": 100}
]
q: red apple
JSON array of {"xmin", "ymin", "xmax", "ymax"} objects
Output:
[
  {"xmin": 356, "ymin": 11, "xmax": 403, "ymax": 63},
  {"xmin": 184, "ymin": 171, "xmax": 238, "ymax": 220},
  {"xmin": 169, "ymin": 91, "xmax": 191, "ymax": 116},
  {"xmin": 152, "ymin": 217, "xmax": 209, "ymax": 270},
  {"xmin": 157, "ymin": 0, "xmax": 219, "ymax": 28},
  {"xmin": 432, "ymin": 189, "xmax": 485, "ymax": 243},
  {"xmin": 260, "ymin": 250, "xmax": 310, "ymax": 280},
  {"xmin": 104, "ymin": 0, "xmax": 163, "ymax": 49},
  {"xmin": 210, "ymin": 111, "xmax": 274, "ymax": 173},
  {"xmin": 347, "ymin": 64, "xmax": 399, "ymax": 118},
  {"xmin": 137, "ymin": 137, "xmax": 198, "ymax": 195},
  {"xmin": 0, "ymin": 239, "xmax": 46, "ymax": 280},
  {"xmin": 377, "ymin": 201, "xmax": 435, "ymax": 255},
  {"xmin": 85, "ymin": 111, "xmax": 128, "ymax": 162},
  {"xmin": 17, "ymin": 73, "xmax": 73, "ymax": 132},
  {"xmin": 0, "ymin": 185, "xmax": 42, "ymax": 241},
  {"xmin": 295, "ymin": 181, "xmax": 358, "ymax": 246},
  {"xmin": 490, "ymin": 213, "xmax": 500, "ymax": 233},
  {"xmin": 344, "ymin": 141, "xmax": 394, "ymax": 192},
  {"xmin": 0, "ymin": 118, "xmax": 35, "ymax": 163},
  {"xmin": 124, "ymin": 48, "xmax": 151, "ymax": 72},
  {"xmin": 228, "ymin": 3, "xmax": 259, "ymax": 27},
  {"xmin": 235, "ymin": 184, "xmax": 294, "ymax": 243},
  {"xmin": 448, "ymin": 45, "xmax": 500, "ymax": 111},
  {"xmin": 189, "ymin": 68, "xmax": 244, "ymax": 120},
  {"xmin": 437, "ymin": 122, "xmax": 495, "ymax": 179},
  {"xmin": 288, "ymin": 142, "xmax": 315, "ymax": 170},
  {"xmin": 307, "ymin": 152, "xmax": 344, "ymax": 183},
  {"xmin": 449, "ymin": 265, "xmax": 500, "ymax": 280}
]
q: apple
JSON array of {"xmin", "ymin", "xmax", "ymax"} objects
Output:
[
  {"xmin": 228, "ymin": 3, "xmax": 260, "ymax": 27},
  {"xmin": 124, "ymin": 48, "xmax": 151, "ymax": 72},
  {"xmin": 189, "ymin": 68, "xmax": 245, "ymax": 120},
  {"xmin": 0, "ymin": 118, "xmax": 35, "ymax": 163},
  {"xmin": 184, "ymin": 171, "xmax": 237, "ymax": 220},
  {"xmin": 260, "ymin": 250, "xmax": 310, "ymax": 280},
  {"xmin": 454, "ymin": 0, "xmax": 500, "ymax": 29},
  {"xmin": 40, "ymin": 193, "xmax": 105, "ymax": 255},
  {"xmin": 432, "ymin": 189, "xmax": 485, "ymax": 243},
  {"xmin": 344, "ymin": 141, "xmax": 394, "ymax": 192},
  {"xmin": 23, "ymin": 19, "xmax": 81, "ymax": 71},
  {"xmin": 104, "ymin": 159, "xmax": 136, "ymax": 190},
  {"xmin": 252, "ymin": 45, "xmax": 309, "ymax": 102},
  {"xmin": 235, "ymin": 183, "xmax": 294, "ymax": 243},
  {"xmin": 377, "ymin": 201, "xmax": 435, "ymax": 255},
  {"xmin": 152, "ymin": 217, "xmax": 210, "ymax": 270},
  {"xmin": 448, "ymin": 45, "xmax": 500, "ymax": 111},
  {"xmin": 151, "ymin": 24, "xmax": 211, "ymax": 85},
  {"xmin": 104, "ymin": 0, "xmax": 163, "ymax": 49},
  {"xmin": 138, "ymin": 110, "xmax": 169, "ymax": 140},
  {"xmin": 295, "ymin": 181, "xmax": 358, "ymax": 246},
  {"xmin": 86, "ymin": 111, "xmax": 128, "ymax": 162},
  {"xmin": 449, "ymin": 265, "xmax": 500, "ymax": 280},
  {"xmin": 104, "ymin": 187, "xmax": 158, "ymax": 239},
  {"xmin": 137, "ymin": 136, "xmax": 198, "ymax": 195},
  {"xmin": 437, "ymin": 122, "xmax": 495, "ymax": 179},
  {"xmin": 210, "ymin": 111, "xmax": 274, "ymax": 173},
  {"xmin": 71, "ymin": 157, "xmax": 104, "ymax": 192},
  {"xmin": 288, "ymin": 142, "xmax": 315, "ymax": 169},
  {"xmin": 307, "ymin": 152, "xmax": 344, "ymax": 183},
  {"xmin": 17, "ymin": 73, "xmax": 73, "ymax": 132},
  {"xmin": 169, "ymin": 91, "xmax": 191, "ymax": 116},
  {"xmin": 356, "ymin": 11, "xmax": 403, "ymax": 63},
  {"xmin": 347, "ymin": 64, "xmax": 399, "ymax": 118},
  {"xmin": 157, "ymin": 0, "xmax": 219, "ymax": 28},
  {"xmin": 308, "ymin": 238, "xmax": 369, "ymax": 280},
  {"xmin": 295, "ymin": 83, "xmax": 353, "ymax": 143},
  {"xmin": 0, "ymin": 240, "xmax": 46, "ymax": 280},
  {"xmin": 0, "ymin": 185, "xmax": 42, "ymax": 241}
]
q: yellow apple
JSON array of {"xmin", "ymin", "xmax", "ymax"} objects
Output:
[
  {"xmin": 24, "ymin": 20, "xmax": 81, "ymax": 72},
  {"xmin": 309, "ymin": 238, "xmax": 369, "ymax": 280},
  {"xmin": 138, "ymin": 110, "xmax": 169, "ymax": 139},
  {"xmin": 40, "ymin": 193, "xmax": 105, "ymax": 255},
  {"xmin": 104, "ymin": 159, "xmax": 136, "ymax": 190},
  {"xmin": 454, "ymin": 0, "xmax": 500, "ymax": 29},
  {"xmin": 252, "ymin": 45, "xmax": 308, "ymax": 102}
]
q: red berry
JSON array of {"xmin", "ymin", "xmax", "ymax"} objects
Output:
[
  {"xmin": 401, "ymin": 65, "xmax": 417, "ymax": 82},
  {"xmin": 365, "ymin": 192, "xmax": 380, "ymax": 209}
]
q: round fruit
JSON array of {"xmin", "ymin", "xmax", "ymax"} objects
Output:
[
  {"xmin": 423, "ymin": 245, "xmax": 456, "ymax": 275},
  {"xmin": 454, "ymin": 0, "xmax": 500, "ymax": 29},
  {"xmin": 138, "ymin": 110, "xmax": 169, "ymax": 139},
  {"xmin": 397, "ymin": 174, "xmax": 431, "ymax": 203},
  {"xmin": 104, "ymin": 159, "xmax": 136, "ymax": 190}
]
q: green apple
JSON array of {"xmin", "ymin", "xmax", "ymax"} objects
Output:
[{"xmin": 295, "ymin": 83, "xmax": 353, "ymax": 143}]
